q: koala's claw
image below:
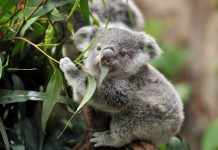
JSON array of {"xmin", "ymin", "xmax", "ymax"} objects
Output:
[
  {"xmin": 60, "ymin": 57, "xmax": 77, "ymax": 72},
  {"xmin": 90, "ymin": 131, "xmax": 109, "ymax": 147}
]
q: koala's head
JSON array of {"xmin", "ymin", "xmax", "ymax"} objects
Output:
[{"xmin": 73, "ymin": 26, "xmax": 162, "ymax": 77}]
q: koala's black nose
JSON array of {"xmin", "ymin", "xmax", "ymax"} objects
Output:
[{"xmin": 100, "ymin": 48, "xmax": 115, "ymax": 65}]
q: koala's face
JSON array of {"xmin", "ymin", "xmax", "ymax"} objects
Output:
[{"xmin": 73, "ymin": 26, "xmax": 162, "ymax": 77}]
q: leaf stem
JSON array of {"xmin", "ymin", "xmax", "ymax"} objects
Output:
[
  {"xmin": 74, "ymin": 37, "xmax": 96, "ymax": 63},
  {"xmin": 16, "ymin": 0, "xmax": 46, "ymax": 35},
  {"xmin": 14, "ymin": 37, "xmax": 59, "ymax": 64}
]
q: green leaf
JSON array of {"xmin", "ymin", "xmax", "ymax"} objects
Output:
[
  {"xmin": 0, "ymin": 57, "xmax": 2, "ymax": 78},
  {"xmin": 0, "ymin": 56, "xmax": 9, "ymax": 78},
  {"xmin": 202, "ymin": 120, "xmax": 218, "ymax": 150},
  {"xmin": 26, "ymin": 0, "xmax": 74, "ymax": 18},
  {"xmin": 66, "ymin": 0, "xmax": 80, "ymax": 21},
  {"xmin": 167, "ymin": 137, "xmax": 183, "ymax": 150},
  {"xmin": 43, "ymin": 23, "xmax": 54, "ymax": 51},
  {"xmin": 57, "ymin": 74, "xmax": 96, "ymax": 139},
  {"xmin": 0, "ymin": 89, "xmax": 71, "ymax": 105},
  {"xmin": 99, "ymin": 65, "xmax": 109, "ymax": 86},
  {"xmin": 20, "ymin": 16, "xmax": 39, "ymax": 36},
  {"xmin": 11, "ymin": 145, "xmax": 25, "ymax": 150},
  {"xmin": 74, "ymin": 37, "xmax": 96, "ymax": 63},
  {"xmin": 75, "ymin": 74, "xmax": 96, "ymax": 112},
  {"xmin": 41, "ymin": 68, "xmax": 63, "ymax": 133},
  {"xmin": 67, "ymin": 22, "xmax": 74, "ymax": 35},
  {"xmin": 80, "ymin": 0, "xmax": 90, "ymax": 25},
  {"xmin": 48, "ymin": 8, "xmax": 66, "ymax": 22},
  {"xmin": 158, "ymin": 144, "xmax": 166, "ymax": 150},
  {"xmin": 0, "ymin": 0, "xmax": 18, "ymax": 18},
  {"xmin": 0, "ymin": 26, "xmax": 16, "ymax": 40},
  {"xmin": 0, "ymin": 117, "xmax": 10, "ymax": 150},
  {"xmin": 11, "ymin": 40, "xmax": 25, "ymax": 57}
]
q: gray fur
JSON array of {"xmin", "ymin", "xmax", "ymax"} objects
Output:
[
  {"xmin": 62, "ymin": 0, "xmax": 144, "ymax": 58},
  {"xmin": 89, "ymin": 0, "xmax": 144, "ymax": 30},
  {"xmin": 60, "ymin": 27, "xmax": 184, "ymax": 147}
]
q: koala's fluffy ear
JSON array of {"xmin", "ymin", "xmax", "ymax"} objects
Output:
[
  {"xmin": 73, "ymin": 26, "xmax": 98, "ymax": 52},
  {"xmin": 142, "ymin": 33, "xmax": 163, "ymax": 60}
]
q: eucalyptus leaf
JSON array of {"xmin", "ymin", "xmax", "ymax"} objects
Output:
[
  {"xmin": 48, "ymin": 8, "xmax": 66, "ymax": 22},
  {"xmin": 44, "ymin": 23, "xmax": 54, "ymax": 51},
  {"xmin": 158, "ymin": 144, "xmax": 166, "ymax": 150},
  {"xmin": 66, "ymin": 0, "xmax": 80, "ymax": 20},
  {"xmin": 67, "ymin": 22, "xmax": 74, "ymax": 35},
  {"xmin": 57, "ymin": 74, "xmax": 96, "ymax": 139},
  {"xmin": 11, "ymin": 145, "xmax": 25, "ymax": 150},
  {"xmin": 26, "ymin": 0, "xmax": 74, "ymax": 18},
  {"xmin": 75, "ymin": 74, "xmax": 96, "ymax": 112},
  {"xmin": 0, "ymin": 0, "xmax": 18, "ymax": 18},
  {"xmin": 20, "ymin": 16, "xmax": 39, "ymax": 36},
  {"xmin": 0, "ymin": 89, "xmax": 71, "ymax": 105},
  {"xmin": 0, "ymin": 117, "xmax": 10, "ymax": 150},
  {"xmin": 80, "ymin": 0, "xmax": 90, "ymax": 25},
  {"xmin": 99, "ymin": 65, "xmax": 109, "ymax": 86},
  {"xmin": 41, "ymin": 68, "xmax": 63, "ymax": 133},
  {"xmin": 166, "ymin": 137, "xmax": 183, "ymax": 150}
]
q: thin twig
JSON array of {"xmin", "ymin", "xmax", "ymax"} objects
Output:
[
  {"xmin": 26, "ymin": 0, "xmax": 45, "ymax": 21},
  {"xmin": 16, "ymin": 0, "xmax": 46, "ymax": 35},
  {"xmin": 14, "ymin": 37, "xmax": 59, "ymax": 64},
  {"xmin": 7, "ymin": 68, "xmax": 37, "ymax": 71},
  {"xmin": 8, "ymin": 9, "xmax": 22, "ymax": 26}
]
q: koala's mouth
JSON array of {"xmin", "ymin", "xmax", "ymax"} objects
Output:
[{"xmin": 98, "ymin": 62, "xmax": 116, "ymax": 75}]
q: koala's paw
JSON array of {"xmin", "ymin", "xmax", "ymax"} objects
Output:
[
  {"xmin": 60, "ymin": 57, "xmax": 77, "ymax": 72},
  {"xmin": 90, "ymin": 131, "xmax": 109, "ymax": 147}
]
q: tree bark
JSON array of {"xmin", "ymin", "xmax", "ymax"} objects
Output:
[{"xmin": 73, "ymin": 105, "xmax": 157, "ymax": 150}]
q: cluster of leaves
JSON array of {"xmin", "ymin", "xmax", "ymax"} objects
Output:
[{"xmin": 0, "ymin": 0, "xmax": 95, "ymax": 149}]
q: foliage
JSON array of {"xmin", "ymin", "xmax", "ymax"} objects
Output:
[
  {"xmin": 202, "ymin": 119, "xmax": 218, "ymax": 150},
  {"xmin": 0, "ymin": 0, "xmax": 92, "ymax": 149}
]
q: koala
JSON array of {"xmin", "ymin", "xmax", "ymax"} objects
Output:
[
  {"xmin": 62, "ymin": 0, "xmax": 144, "ymax": 58},
  {"xmin": 60, "ymin": 26, "xmax": 184, "ymax": 147},
  {"xmin": 89, "ymin": 0, "xmax": 144, "ymax": 31}
]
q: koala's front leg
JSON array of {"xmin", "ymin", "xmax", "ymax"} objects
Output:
[
  {"xmin": 60, "ymin": 57, "xmax": 86, "ymax": 102},
  {"xmin": 90, "ymin": 117, "xmax": 133, "ymax": 147}
]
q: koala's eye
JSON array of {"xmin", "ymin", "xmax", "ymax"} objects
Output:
[
  {"xmin": 80, "ymin": 33, "xmax": 87, "ymax": 38},
  {"xmin": 146, "ymin": 43, "xmax": 154, "ymax": 49},
  {"xmin": 96, "ymin": 43, "xmax": 101, "ymax": 51},
  {"xmin": 119, "ymin": 49, "xmax": 127, "ymax": 56}
]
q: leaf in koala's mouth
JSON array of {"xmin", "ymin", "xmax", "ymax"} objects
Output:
[{"xmin": 99, "ymin": 66, "xmax": 109, "ymax": 86}]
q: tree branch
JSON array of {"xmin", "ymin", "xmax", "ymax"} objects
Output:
[{"xmin": 73, "ymin": 105, "xmax": 158, "ymax": 150}]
